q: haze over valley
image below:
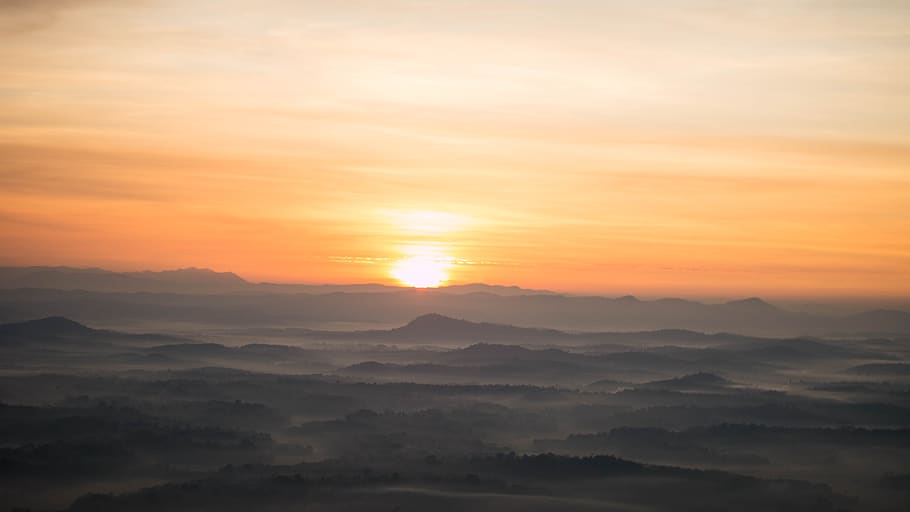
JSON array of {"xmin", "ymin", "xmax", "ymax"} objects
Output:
[{"xmin": 2, "ymin": 0, "xmax": 909, "ymax": 510}]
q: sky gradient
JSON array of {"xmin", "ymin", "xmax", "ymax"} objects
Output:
[{"xmin": 1, "ymin": 0, "xmax": 909, "ymax": 297}]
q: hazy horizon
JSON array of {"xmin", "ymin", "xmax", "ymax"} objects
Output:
[{"xmin": 3, "ymin": 263, "xmax": 910, "ymax": 306}]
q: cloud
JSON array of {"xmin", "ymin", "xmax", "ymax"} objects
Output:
[{"xmin": 0, "ymin": 0, "xmax": 107, "ymax": 33}]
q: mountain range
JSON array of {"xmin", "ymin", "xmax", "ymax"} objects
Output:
[{"xmin": 0, "ymin": 266, "xmax": 908, "ymax": 337}]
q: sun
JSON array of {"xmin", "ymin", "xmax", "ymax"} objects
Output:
[{"xmin": 391, "ymin": 255, "xmax": 449, "ymax": 288}]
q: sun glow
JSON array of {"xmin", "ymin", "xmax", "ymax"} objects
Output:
[
  {"xmin": 386, "ymin": 212, "xmax": 464, "ymax": 288},
  {"xmin": 390, "ymin": 241, "xmax": 455, "ymax": 288},
  {"xmin": 386, "ymin": 210, "xmax": 470, "ymax": 234},
  {"xmin": 391, "ymin": 255, "xmax": 450, "ymax": 288}
]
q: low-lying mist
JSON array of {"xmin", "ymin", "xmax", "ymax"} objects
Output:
[{"xmin": 1, "ymin": 279, "xmax": 909, "ymax": 511}]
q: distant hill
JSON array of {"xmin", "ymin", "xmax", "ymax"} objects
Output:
[
  {"xmin": 846, "ymin": 363, "xmax": 910, "ymax": 376},
  {"xmin": 0, "ymin": 266, "xmax": 249, "ymax": 294},
  {"xmin": 837, "ymin": 310, "xmax": 910, "ymax": 336},
  {"xmin": 638, "ymin": 373, "xmax": 733, "ymax": 391},
  {"xmin": 0, "ymin": 316, "xmax": 95, "ymax": 338},
  {"xmin": 126, "ymin": 268, "xmax": 247, "ymax": 286},
  {"xmin": 731, "ymin": 338, "xmax": 896, "ymax": 362},
  {"xmin": 0, "ymin": 316, "xmax": 187, "ymax": 346},
  {"xmin": 436, "ymin": 342, "xmax": 582, "ymax": 365},
  {"xmin": 337, "ymin": 358, "xmax": 608, "ymax": 385},
  {"xmin": 721, "ymin": 297, "xmax": 780, "ymax": 313},
  {"xmin": 385, "ymin": 314, "xmax": 571, "ymax": 343},
  {"xmin": 431, "ymin": 283, "xmax": 557, "ymax": 296},
  {"xmin": 585, "ymin": 378, "xmax": 626, "ymax": 392}
]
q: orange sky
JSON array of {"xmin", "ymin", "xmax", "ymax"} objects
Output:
[{"xmin": 1, "ymin": 1, "xmax": 909, "ymax": 297}]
